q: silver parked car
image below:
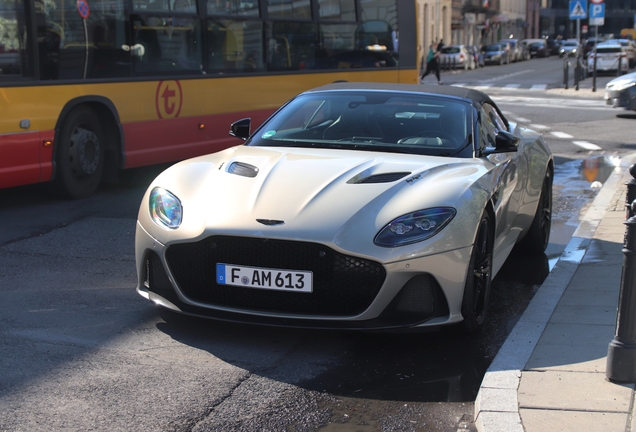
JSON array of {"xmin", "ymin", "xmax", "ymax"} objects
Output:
[
  {"xmin": 135, "ymin": 83, "xmax": 553, "ymax": 333},
  {"xmin": 438, "ymin": 44, "xmax": 476, "ymax": 70}
]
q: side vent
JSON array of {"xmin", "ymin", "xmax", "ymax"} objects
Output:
[
  {"xmin": 349, "ymin": 172, "xmax": 411, "ymax": 184},
  {"xmin": 228, "ymin": 162, "xmax": 259, "ymax": 178}
]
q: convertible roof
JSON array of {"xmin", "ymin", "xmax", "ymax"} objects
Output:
[{"xmin": 305, "ymin": 82, "xmax": 495, "ymax": 108}]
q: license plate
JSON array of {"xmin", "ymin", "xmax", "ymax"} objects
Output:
[{"xmin": 216, "ymin": 263, "xmax": 312, "ymax": 293}]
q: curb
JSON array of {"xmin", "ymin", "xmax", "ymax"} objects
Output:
[{"xmin": 473, "ymin": 154, "xmax": 636, "ymax": 432}]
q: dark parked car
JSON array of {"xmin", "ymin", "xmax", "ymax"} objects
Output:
[
  {"xmin": 546, "ymin": 38, "xmax": 562, "ymax": 56},
  {"xmin": 526, "ymin": 40, "xmax": 549, "ymax": 58},
  {"xmin": 482, "ymin": 43, "xmax": 508, "ymax": 65}
]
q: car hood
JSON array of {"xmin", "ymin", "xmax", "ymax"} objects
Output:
[
  {"xmin": 141, "ymin": 146, "xmax": 490, "ymax": 258},
  {"xmin": 606, "ymin": 71, "xmax": 636, "ymax": 89}
]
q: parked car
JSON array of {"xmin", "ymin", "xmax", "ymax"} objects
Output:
[
  {"xmin": 482, "ymin": 43, "xmax": 508, "ymax": 65},
  {"xmin": 467, "ymin": 45, "xmax": 485, "ymax": 67},
  {"xmin": 438, "ymin": 44, "xmax": 475, "ymax": 70},
  {"xmin": 583, "ymin": 37, "xmax": 606, "ymax": 58},
  {"xmin": 605, "ymin": 70, "xmax": 636, "ymax": 111},
  {"xmin": 134, "ymin": 82, "xmax": 553, "ymax": 333},
  {"xmin": 559, "ymin": 39, "xmax": 581, "ymax": 57},
  {"xmin": 528, "ymin": 40, "xmax": 550, "ymax": 58},
  {"xmin": 604, "ymin": 39, "xmax": 636, "ymax": 68},
  {"xmin": 589, "ymin": 42, "xmax": 629, "ymax": 75},
  {"xmin": 546, "ymin": 38, "xmax": 562, "ymax": 55},
  {"xmin": 498, "ymin": 40, "xmax": 515, "ymax": 62},
  {"xmin": 500, "ymin": 39, "xmax": 523, "ymax": 62}
]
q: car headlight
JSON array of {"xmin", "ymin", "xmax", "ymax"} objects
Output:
[
  {"xmin": 374, "ymin": 208, "xmax": 456, "ymax": 247},
  {"xmin": 149, "ymin": 187, "xmax": 183, "ymax": 229}
]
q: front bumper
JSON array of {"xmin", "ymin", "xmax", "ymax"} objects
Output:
[
  {"xmin": 135, "ymin": 222, "xmax": 471, "ymax": 330},
  {"xmin": 605, "ymin": 86, "xmax": 636, "ymax": 110}
]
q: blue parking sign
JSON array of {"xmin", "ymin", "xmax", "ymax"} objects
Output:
[{"xmin": 570, "ymin": 0, "xmax": 587, "ymax": 19}]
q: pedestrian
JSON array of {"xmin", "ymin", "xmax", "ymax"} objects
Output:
[{"xmin": 420, "ymin": 42, "xmax": 442, "ymax": 84}]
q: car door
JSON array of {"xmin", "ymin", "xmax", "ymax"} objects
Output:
[{"xmin": 479, "ymin": 103, "xmax": 526, "ymax": 263}]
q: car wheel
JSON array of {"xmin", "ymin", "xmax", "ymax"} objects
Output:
[
  {"xmin": 52, "ymin": 106, "xmax": 105, "ymax": 199},
  {"xmin": 461, "ymin": 211, "xmax": 494, "ymax": 333},
  {"xmin": 520, "ymin": 170, "xmax": 553, "ymax": 255}
]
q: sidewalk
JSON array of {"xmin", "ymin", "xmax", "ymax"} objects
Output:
[{"xmin": 474, "ymin": 154, "xmax": 636, "ymax": 432}]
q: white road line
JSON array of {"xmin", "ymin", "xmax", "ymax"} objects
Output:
[
  {"xmin": 482, "ymin": 70, "xmax": 535, "ymax": 82},
  {"xmin": 474, "ymin": 85, "xmax": 492, "ymax": 90},
  {"xmin": 550, "ymin": 131, "xmax": 574, "ymax": 139},
  {"xmin": 450, "ymin": 83, "xmax": 467, "ymax": 87},
  {"xmin": 529, "ymin": 124, "xmax": 550, "ymax": 130},
  {"xmin": 513, "ymin": 117, "xmax": 531, "ymax": 123},
  {"xmin": 530, "ymin": 84, "xmax": 547, "ymax": 90},
  {"xmin": 572, "ymin": 141, "xmax": 602, "ymax": 150},
  {"xmin": 504, "ymin": 84, "xmax": 521, "ymax": 89}
]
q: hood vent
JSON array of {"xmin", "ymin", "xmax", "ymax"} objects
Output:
[
  {"xmin": 349, "ymin": 172, "xmax": 411, "ymax": 184},
  {"xmin": 228, "ymin": 161, "xmax": 259, "ymax": 178}
]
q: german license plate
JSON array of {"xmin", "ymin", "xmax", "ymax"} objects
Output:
[{"xmin": 216, "ymin": 263, "xmax": 312, "ymax": 293}]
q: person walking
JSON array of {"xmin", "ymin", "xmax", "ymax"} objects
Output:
[{"xmin": 420, "ymin": 42, "xmax": 442, "ymax": 84}]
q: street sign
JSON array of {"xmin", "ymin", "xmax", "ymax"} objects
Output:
[
  {"xmin": 589, "ymin": 3, "xmax": 605, "ymax": 26},
  {"xmin": 570, "ymin": 0, "xmax": 587, "ymax": 19}
]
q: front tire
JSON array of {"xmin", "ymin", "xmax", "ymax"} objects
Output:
[
  {"xmin": 461, "ymin": 212, "xmax": 494, "ymax": 333},
  {"xmin": 520, "ymin": 170, "xmax": 553, "ymax": 254},
  {"xmin": 52, "ymin": 106, "xmax": 105, "ymax": 199}
]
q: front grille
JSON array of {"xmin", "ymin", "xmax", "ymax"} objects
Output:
[{"xmin": 165, "ymin": 236, "xmax": 386, "ymax": 316}]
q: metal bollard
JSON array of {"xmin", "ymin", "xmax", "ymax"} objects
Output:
[
  {"xmin": 563, "ymin": 57, "xmax": 569, "ymax": 89},
  {"xmin": 607, "ymin": 165, "xmax": 636, "ymax": 383},
  {"xmin": 593, "ymin": 54, "xmax": 598, "ymax": 92},
  {"xmin": 574, "ymin": 56, "xmax": 580, "ymax": 90},
  {"xmin": 618, "ymin": 56, "xmax": 623, "ymax": 77},
  {"xmin": 626, "ymin": 165, "xmax": 636, "ymax": 219}
]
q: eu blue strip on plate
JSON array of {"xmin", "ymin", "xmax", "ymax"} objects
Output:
[{"xmin": 216, "ymin": 264, "xmax": 226, "ymax": 284}]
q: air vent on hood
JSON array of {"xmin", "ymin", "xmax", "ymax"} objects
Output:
[
  {"xmin": 349, "ymin": 172, "xmax": 411, "ymax": 184},
  {"xmin": 228, "ymin": 162, "xmax": 259, "ymax": 178}
]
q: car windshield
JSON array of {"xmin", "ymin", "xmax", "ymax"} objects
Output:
[
  {"xmin": 441, "ymin": 47, "xmax": 461, "ymax": 54},
  {"xmin": 247, "ymin": 92, "xmax": 473, "ymax": 157},
  {"xmin": 563, "ymin": 41, "xmax": 578, "ymax": 46},
  {"xmin": 485, "ymin": 44, "xmax": 501, "ymax": 51}
]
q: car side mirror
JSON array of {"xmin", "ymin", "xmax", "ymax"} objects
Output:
[
  {"xmin": 229, "ymin": 118, "xmax": 251, "ymax": 140},
  {"xmin": 482, "ymin": 130, "xmax": 520, "ymax": 155}
]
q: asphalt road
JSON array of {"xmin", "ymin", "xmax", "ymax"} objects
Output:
[{"xmin": 1, "ymin": 58, "xmax": 634, "ymax": 432}]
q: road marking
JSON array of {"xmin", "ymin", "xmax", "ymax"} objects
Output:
[
  {"xmin": 513, "ymin": 116, "xmax": 531, "ymax": 122},
  {"xmin": 482, "ymin": 70, "xmax": 535, "ymax": 82},
  {"xmin": 530, "ymin": 84, "xmax": 547, "ymax": 90},
  {"xmin": 550, "ymin": 131, "xmax": 574, "ymax": 139},
  {"xmin": 505, "ymin": 84, "xmax": 521, "ymax": 89},
  {"xmin": 572, "ymin": 141, "xmax": 602, "ymax": 150},
  {"xmin": 474, "ymin": 85, "xmax": 492, "ymax": 90},
  {"xmin": 529, "ymin": 124, "xmax": 550, "ymax": 130}
]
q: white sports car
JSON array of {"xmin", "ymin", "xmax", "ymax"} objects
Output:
[{"xmin": 135, "ymin": 83, "xmax": 553, "ymax": 332}]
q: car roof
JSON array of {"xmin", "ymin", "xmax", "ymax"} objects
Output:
[{"xmin": 303, "ymin": 82, "xmax": 496, "ymax": 109}]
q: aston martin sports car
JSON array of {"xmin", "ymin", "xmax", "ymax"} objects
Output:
[{"xmin": 135, "ymin": 83, "xmax": 553, "ymax": 332}]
